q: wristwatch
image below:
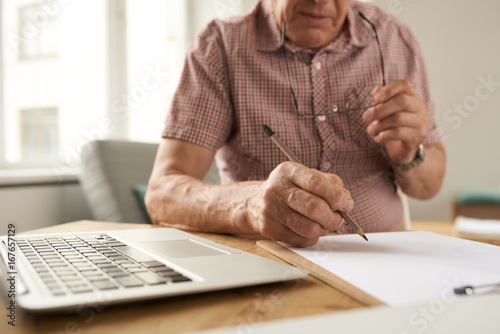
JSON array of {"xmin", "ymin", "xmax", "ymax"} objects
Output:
[{"xmin": 381, "ymin": 144, "xmax": 425, "ymax": 171}]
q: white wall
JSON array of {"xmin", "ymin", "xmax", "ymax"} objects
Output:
[
  {"xmin": 371, "ymin": 0, "xmax": 500, "ymax": 221},
  {"xmin": 0, "ymin": 183, "xmax": 91, "ymax": 232},
  {"xmin": 186, "ymin": 0, "xmax": 258, "ymax": 39}
]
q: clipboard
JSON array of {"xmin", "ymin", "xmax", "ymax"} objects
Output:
[{"xmin": 257, "ymin": 239, "xmax": 385, "ymax": 306}]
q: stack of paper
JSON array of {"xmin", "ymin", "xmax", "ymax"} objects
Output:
[{"xmin": 454, "ymin": 216, "xmax": 500, "ymax": 239}]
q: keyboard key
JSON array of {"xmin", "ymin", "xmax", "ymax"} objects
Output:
[
  {"xmin": 86, "ymin": 275, "xmax": 109, "ymax": 282},
  {"xmin": 108, "ymin": 271, "xmax": 130, "ymax": 278},
  {"xmin": 143, "ymin": 261, "xmax": 167, "ymax": 268},
  {"xmin": 73, "ymin": 265, "xmax": 94, "ymax": 271},
  {"xmin": 79, "ymin": 268, "xmax": 99, "ymax": 274},
  {"xmin": 51, "ymin": 264, "xmax": 70, "ymax": 270},
  {"xmin": 168, "ymin": 275, "xmax": 192, "ymax": 283},
  {"xmin": 33, "ymin": 246, "xmax": 52, "ymax": 250},
  {"xmin": 102, "ymin": 266, "xmax": 120, "ymax": 272},
  {"xmin": 69, "ymin": 285, "xmax": 93, "ymax": 294},
  {"xmin": 39, "ymin": 272, "xmax": 55, "ymax": 279},
  {"xmin": 32, "ymin": 262, "xmax": 46, "ymax": 268},
  {"xmin": 107, "ymin": 255, "xmax": 128, "ymax": 261},
  {"xmin": 43, "ymin": 278, "xmax": 58, "ymax": 285},
  {"xmin": 93, "ymin": 280, "xmax": 118, "ymax": 290},
  {"xmin": 91, "ymin": 258, "xmax": 111, "ymax": 264},
  {"xmin": 95, "ymin": 263, "xmax": 116, "ymax": 269},
  {"xmin": 35, "ymin": 268, "xmax": 50, "ymax": 274},
  {"xmin": 106, "ymin": 242, "xmax": 127, "ymax": 247},
  {"xmin": 158, "ymin": 270, "xmax": 182, "ymax": 277},
  {"xmin": 56, "ymin": 270, "xmax": 78, "ymax": 277},
  {"xmin": 120, "ymin": 263, "xmax": 143, "ymax": 269},
  {"xmin": 128, "ymin": 267, "xmax": 149, "ymax": 274},
  {"xmin": 115, "ymin": 275, "xmax": 144, "ymax": 287},
  {"xmin": 102, "ymin": 267, "xmax": 125, "ymax": 275},
  {"xmin": 53, "ymin": 246, "xmax": 71, "ymax": 251},
  {"xmin": 114, "ymin": 259, "xmax": 135, "ymax": 264},
  {"xmin": 66, "ymin": 280, "xmax": 88, "ymax": 288},
  {"xmin": 59, "ymin": 275, "xmax": 81, "ymax": 282},
  {"xmin": 135, "ymin": 272, "xmax": 166, "ymax": 285}
]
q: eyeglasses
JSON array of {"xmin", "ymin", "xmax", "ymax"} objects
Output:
[{"xmin": 282, "ymin": 12, "xmax": 386, "ymax": 117}]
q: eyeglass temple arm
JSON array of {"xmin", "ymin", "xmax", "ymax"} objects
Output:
[
  {"xmin": 282, "ymin": 21, "xmax": 299, "ymax": 112},
  {"xmin": 358, "ymin": 12, "xmax": 386, "ymax": 87}
]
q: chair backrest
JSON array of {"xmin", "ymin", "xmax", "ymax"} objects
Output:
[{"xmin": 78, "ymin": 140, "xmax": 220, "ymax": 224}]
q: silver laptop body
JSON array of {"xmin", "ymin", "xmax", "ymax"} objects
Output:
[{"xmin": 0, "ymin": 228, "xmax": 307, "ymax": 313}]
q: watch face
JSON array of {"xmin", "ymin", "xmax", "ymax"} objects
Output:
[{"xmin": 418, "ymin": 144, "xmax": 425, "ymax": 158}]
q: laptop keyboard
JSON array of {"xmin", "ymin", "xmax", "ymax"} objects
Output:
[{"xmin": 15, "ymin": 234, "xmax": 192, "ymax": 296}]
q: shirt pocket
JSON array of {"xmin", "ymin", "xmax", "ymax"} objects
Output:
[{"xmin": 346, "ymin": 85, "xmax": 378, "ymax": 149}]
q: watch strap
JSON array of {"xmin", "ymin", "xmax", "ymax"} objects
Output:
[{"xmin": 380, "ymin": 144, "xmax": 425, "ymax": 171}]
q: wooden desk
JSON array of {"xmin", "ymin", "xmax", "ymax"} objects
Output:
[{"xmin": 1, "ymin": 220, "xmax": 497, "ymax": 334}]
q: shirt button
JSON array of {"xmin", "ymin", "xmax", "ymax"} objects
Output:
[
  {"xmin": 331, "ymin": 105, "xmax": 339, "ymax": 112},
  {"xmin": 315, "ymin": 62, "xmax": 321, "ymax": 70},
  {"xmin": 322, "ymin": 162, "xmax": 332, "ymax": 170},
  {"xmin": 317, "ymin": 115, "xmax": 326, "ymax": 122}
]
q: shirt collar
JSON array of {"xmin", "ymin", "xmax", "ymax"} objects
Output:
[
  {"xmin": 256, "ymin": 0, "xmax": 283, "ymax": 52},
  {"xmin": 256, "ymin": 0, "xmax": 373, "ymax": 53}
]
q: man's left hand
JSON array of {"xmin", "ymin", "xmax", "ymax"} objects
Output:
[{"xmin": 362, "ymin": 80, "xmax": 428, "ymax": 165}]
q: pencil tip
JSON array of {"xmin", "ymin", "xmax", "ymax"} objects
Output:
[
  {"xmin": 262, "ymin": 124, "xmax": 274, "ymax": 137},
  {"xmin": 362, "ymin": 234, "xmax": 368, "ymax": 241}
]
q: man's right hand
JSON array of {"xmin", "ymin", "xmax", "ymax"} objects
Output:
[{"xmin": 246, "ymin": 162, "xmax": 354, "ymax": 247}]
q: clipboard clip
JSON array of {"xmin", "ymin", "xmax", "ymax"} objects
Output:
[{"xmin": 454, "ymin": 282, "xmax": 500, "ymax": 296}]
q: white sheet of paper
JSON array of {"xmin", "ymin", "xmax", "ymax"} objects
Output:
[{"xmin": 283, "ymin": 231, "xmax": 500, "ymax": 306}]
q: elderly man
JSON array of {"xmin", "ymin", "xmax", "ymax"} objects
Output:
[{"xmin": 146, "ymin": 0, "xmax": 446, "ymax": 247}]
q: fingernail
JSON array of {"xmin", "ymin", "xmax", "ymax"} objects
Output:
[
  {"xmin": 363, "ymin": 107, "xmax": 374, "ymax": 122},
  {"xmin": 375, "ymin": 91, "xmax": 385, "ymax": 103},
  {"xmin": 342, "ymin": 199, "xmax": 354, "ymax": 212},
  {"xmin": 367, "ymin": 123, "xmax": 373, "ymax": 136}
]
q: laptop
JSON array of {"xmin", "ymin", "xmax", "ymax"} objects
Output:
[{"xmin": 0, "ymin": 228, "xmax": 308, "ymax": 313}]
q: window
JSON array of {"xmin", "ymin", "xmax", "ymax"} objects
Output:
[
  {"xmin": 18, "ymin": 1, "xmax": 59, "ymax": 59},
  {"xmin": 20, "ymin": 107, "xmax": 59, "ymax": 161},
  {"xmin": 1, "ymin": 0, "xmax": 109, "ymax": 171},
  {"xmin": 0, "ymin": 0, "xmax": 254, "ymax": 174}
]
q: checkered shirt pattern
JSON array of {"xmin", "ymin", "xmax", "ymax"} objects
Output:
[{"xmin": 162, "ymin": 0, "xmax": 441, "ymax": 233}]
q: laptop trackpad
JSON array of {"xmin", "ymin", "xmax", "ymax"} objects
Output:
[{"xmin": 140, "ymin": 240, "xmax": 228, "ymax": 258}]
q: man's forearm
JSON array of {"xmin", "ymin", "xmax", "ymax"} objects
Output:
[
  {"xmin": 394, "ymin": 142, "xmax": 446, "ymax": 199},
  {"xmin": 146, "ymin": 174, "xmax": 262, "ymax": 235}
]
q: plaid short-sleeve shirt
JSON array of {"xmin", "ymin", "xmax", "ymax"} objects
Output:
[{"xmin": 162, "ymin": 0, "xmax": 441, "ymax": 233}]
